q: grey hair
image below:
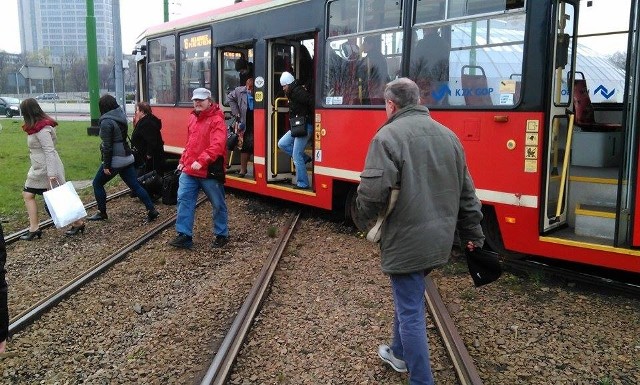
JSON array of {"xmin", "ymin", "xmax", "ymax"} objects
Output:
[{"xmin": 384, "ymin": 77, "xmax": 420, "ymax": 109}]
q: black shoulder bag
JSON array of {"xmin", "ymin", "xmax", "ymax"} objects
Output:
[{"xmin": 289, "ymin": 116, "xmax": 307, "ymax": 137}]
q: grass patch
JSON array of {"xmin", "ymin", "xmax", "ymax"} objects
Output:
[{"xmin": 0, "ymin": 118, "xmax": 102, "ymax": 231}]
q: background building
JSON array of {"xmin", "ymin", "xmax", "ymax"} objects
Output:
[{"xmin": 18, "ymin": 0, "xmax": 114, "ymax": 64}]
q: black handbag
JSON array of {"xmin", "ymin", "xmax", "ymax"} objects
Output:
[
  {"xmin": 227, "ymin": 117, "xmax": 239, "ymax": 151},
  {"xmin": 207, "ymin": 156, "xmax": 226, "ymax": 183},
  {"xmin": 138, "ymin": 170, "xmax": 163, "ymax": 197},
  {"xmin": 162, "ymin": 170, "xmax": 180, "ymax": 205},
  {"xmin": 465, "ymin": 248, "xmax": 502, "ymax": 287},
  {"xmin": 289, "ymin": 116, "xmax": 307, "ymax": 138}
]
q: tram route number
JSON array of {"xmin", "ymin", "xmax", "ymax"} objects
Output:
[{"xmin": 454, "ymin": 87, "xmax": 494, "ymax": 96}]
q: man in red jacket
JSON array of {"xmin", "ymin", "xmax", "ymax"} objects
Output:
[{"xmin": 169, "ymin": 88, "xmax": 229, "ymax": 249}]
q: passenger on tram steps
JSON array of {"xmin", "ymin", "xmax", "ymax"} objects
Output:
[
  {"xmin": 235, "ymin": 57, "xmax": 254, "ymax": 89},
  {"xmin": 169, "ymin": 87, "xmax": 229, "ymax": 249},
  {"xmin": 0, "ymin": 223, "xmax": 8, "ymax": 354},
  {"xmin": 354, "ymin": 78, "xmax": 484, "ymax": 384},
  {"xmin": 132, "ymin": 101, "xmax": 165, "ymax": 176},
  {"xmin": 277, "ymin": 71, "xmax": 314, "ymax": 190},
  {"xmin": 86, "ymin": 95, "xmax": 160, "ymax": 223},
  {"xmin": 358, "ymin": 35, "xmax": 389, "ymax": 103},
  {"xmin": 19, "ymin": 98, "xmax": 86, "ymax": 240},
  {"xmin": 226, "ymin": 76, "xmax": 255, "ymax": 177}
]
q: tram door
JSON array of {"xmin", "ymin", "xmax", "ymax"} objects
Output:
[
  {"xmin": 265, "ymin": 35, "xmax": 316, "ymax": 187},
  {"xmin": 623, "ymin": 0, "xmax": 640, "ymax": 246},
  {"xmin": 542, "ymin": 0, "xmax": 578, "ymax": 233}
]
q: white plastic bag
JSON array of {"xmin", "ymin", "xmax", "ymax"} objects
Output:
[{"xmin": 43, "ymin": 181, "xmax": 87, "ymax": 228}]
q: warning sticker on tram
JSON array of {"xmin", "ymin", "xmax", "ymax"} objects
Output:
[{"xmin": 525, "ymin": 146, "xmax": 538, "ymax": 159}]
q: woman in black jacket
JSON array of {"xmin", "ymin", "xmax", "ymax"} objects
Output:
[
  {"xmin": 132, "ymin": 101, "xmax": 164, "ymax": 175},
  {"xmin": 277, "ymin": 71, "xmax": 314, "ymax": 189}
]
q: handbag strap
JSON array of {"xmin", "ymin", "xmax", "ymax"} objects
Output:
[{"xmin": 48, "ymin": 178, "xmax": 62, "ymax": 190}]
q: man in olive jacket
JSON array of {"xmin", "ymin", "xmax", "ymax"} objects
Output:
[{"xmin": 354, "ymin": 78, "xmax": 484, "ymax": 384}]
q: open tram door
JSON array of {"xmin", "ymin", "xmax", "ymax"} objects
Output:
[
  {"xmin": 265, "ymin": 34, "xmax": 316, "ymax": 189},
  {"xmin": 542, "ymin": 0, "xmax": 639, "ymax": 248}
]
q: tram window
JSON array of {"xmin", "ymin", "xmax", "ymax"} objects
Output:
[
  {"xmin": 324, "ymin": 30, "xmax": 402, "ymax": 106},
  {"xmin": 327, "ymin": 0, "xmax": 401, "ymax": 37},
  {"xmin": 448, "ymin": 0, "xmax": 525, "ymax": 18},
  {"xmin": 179, "ymin": 30, "xmax": 212, "ymax": 104},
  {"xmin": 409, "ymin": 12, "xmax": 526, "ymax": 108},
  {"xmin": 147, "ymin": 36, "xmax": 176, "ymax": 105}
]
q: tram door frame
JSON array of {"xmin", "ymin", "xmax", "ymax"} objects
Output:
[
  {"xmin": 265, "ymin": 33, "xmax": 316, "ymax": 185},
  {"xmin": 541, "ymin": 0, "xmax": 579, "ymax": 234}
]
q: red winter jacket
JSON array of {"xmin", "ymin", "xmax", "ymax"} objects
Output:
[{"xmin": 179, "ymin": 104, "xmax": 226, "ymax": 178}]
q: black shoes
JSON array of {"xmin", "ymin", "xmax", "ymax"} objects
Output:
[
  {"xmin": 65, "ymin": 223, "xmax": 86, "ymax": 236},
  {"xmin": 169, "ymin": 233, "xmax": 193, "ymax": 249},
  {"xmin": 87, "ymin": 211, "xmax": 108, "ymax": 221},
  {"xmin": 147, "ymin": 209, "xmax": 160, "ymax": 222},
  {"xmin": 213, "ymin": 235, "xmax": 229, "ymax": 248},
  {"xmin": 20, "ymin": 229, "xmax": 42, "ymax": 241}
]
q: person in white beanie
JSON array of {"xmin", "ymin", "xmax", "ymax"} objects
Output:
[{"xmin": 277, "ymin": 71, "xmax": 314, "ymax": 189}]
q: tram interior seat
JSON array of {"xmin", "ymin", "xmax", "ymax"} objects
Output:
[
  {"xmin": 572, "ymin": 72, "xmax": 621, "ymax": 132},
  {"xmin": 461, "ymin": 65, "xmax": 492, "ymax": 106}
]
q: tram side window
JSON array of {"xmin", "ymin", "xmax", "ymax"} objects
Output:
[
  {"xmin": 324, "ymin": 0, "xmax": 402, "ymax": 106},
  {"xmin": 179, "ymin": 30, "xmax": 212, "ymax": 104},
  {"xmin": 147, "ymin": 36, "xmax": 176, "ymax": 105},
  {"xmin": 409, "ymin": 12, "xmax": 526, "ymax": 108}
]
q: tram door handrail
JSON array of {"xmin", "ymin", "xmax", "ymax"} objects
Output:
[
  {"xmin": 554, "ymin": 113, "xmax": 575, "ymax": 220},
  {"xmin": 273, "ymin": 97, "xmax": 289, "ymax": 176}
]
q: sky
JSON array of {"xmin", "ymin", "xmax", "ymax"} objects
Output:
[{"xmin": 0, "ymin": 0, "xmax": 237, "ymax": 54}]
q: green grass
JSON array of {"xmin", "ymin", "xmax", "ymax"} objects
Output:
[{"xmin": 0, "ymin": 118, "xmax": 102, "ymax": 232}]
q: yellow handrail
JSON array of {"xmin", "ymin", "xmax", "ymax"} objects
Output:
[{"xmin": 554, "ymin": 113, "xmax": 575, "ymax": 220}]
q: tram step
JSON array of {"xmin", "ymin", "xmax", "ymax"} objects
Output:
[
  {"xmin": 574, "ymin": 203, "xmax": 616, "ymax": 240},
  {"xmin": 567, "ymin": 172, "xmax": 618, "ymax": 228}
]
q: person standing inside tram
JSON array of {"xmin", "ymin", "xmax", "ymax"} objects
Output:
[
  {"xmin": 359, "ymin": 35, "xmax": 389, "ymax": 103},
  {"xmin": 354, "ymin": 78, "xmax": 484, "ymax": 385},
  {"xmin": 226, "ymin": 76, "xmax": 255, "ymax": 177},
  {"xmin": 169, "ymin": 88, "xmax": 229, "ymax": 249},
  {"xmin": 277, "ymin": 71, "xmax": 314, "ymax": 190}
]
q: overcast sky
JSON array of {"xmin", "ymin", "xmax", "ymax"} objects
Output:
[{"xmin": 0, "ymin": 0, "xmax": 236, "ymax": 54}]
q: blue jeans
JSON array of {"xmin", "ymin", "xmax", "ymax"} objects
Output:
[
  {"xmin": 175, "ymin": 172, "xmax": 228, "ymax": 238},
  {"xmin": 93, "ymin": 163, "xmax": 155, "ymax": 214},
  {"xmin": 389, "ymin": 271, "xmax": 435, "ymax": 385},
  {"xmin": 277, "ymin": 123, "xmax": 313, "ymax": 188}
]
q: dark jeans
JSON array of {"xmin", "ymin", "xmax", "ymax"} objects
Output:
[{"xmin": 92, "ymin": 163, "xmax": 155, "ymax": 214}]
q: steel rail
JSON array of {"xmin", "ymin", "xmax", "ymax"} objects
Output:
[
  {"xmin": 200, "ymin": 211, "xmax": 301, "ymax": 385},
  {"xmin": 8, "ymin": 196, "xmax": 205, "ymax": 336},
  {"xmin": 4, "ymin": 189, "xmax": 131, "ymax": 244},
  {"xmin": 504, "ymin": 259, "xmax": 640, "ymax": 297},
  {"xmin": 425, "ymin": 276, "xmax": 484, "ymax": 385}
]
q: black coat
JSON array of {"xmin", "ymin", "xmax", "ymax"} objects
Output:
[
  {"xmin": 286, "ymin": 81, "xmax": 314, "ymax": 120},
  {"xmin": 132, "ymin": 114, "xmax": 164, "ymax": 172}
]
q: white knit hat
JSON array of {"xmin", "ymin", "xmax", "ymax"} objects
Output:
[
  {"xmin": 280, "ymin": 71, "xmax": 295, "ymax": 86},
  {"xmin": 191, "ymin": 87, "xmax": 211, "ymax": 100}
]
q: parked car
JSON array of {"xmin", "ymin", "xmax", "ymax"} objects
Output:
[
  {"xmin": 0, "ymin": 97, "xmax": 20, "ymax": 117},
  {"xmin": 36, "ymin": 93, "xmax": 59, "ymax": 100}
]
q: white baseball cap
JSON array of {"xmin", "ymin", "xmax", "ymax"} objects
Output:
[
  {"xmin": 191, "ymin": 87, "xmax": 212, "ymax": 100},
  {"xmin": 280, "ymin": 71, "xmax": 295, "ymax": 86}
]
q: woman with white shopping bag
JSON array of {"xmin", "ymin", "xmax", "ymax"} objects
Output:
[{"xmin": 19, "ymin": 99, "xmax": 86, "ymax": 240}]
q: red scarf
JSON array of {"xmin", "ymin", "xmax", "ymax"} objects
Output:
[{"xmin": 23, "ymin": 119, "xmax": 58, "ymax": 135}]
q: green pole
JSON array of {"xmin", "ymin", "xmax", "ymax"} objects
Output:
[
  {"xmin": 164, "ymin": 0, "xmax": 169, "ymax": 22},
  {"xmin": 86, "ymin": 0, "xmax": 101, "ymax": 134}
]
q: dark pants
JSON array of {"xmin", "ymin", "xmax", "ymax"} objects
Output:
[{"xmin": 92, "ymin": 163, "xmax": 155, "ymax": 214}]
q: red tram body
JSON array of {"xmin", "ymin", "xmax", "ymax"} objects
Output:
[{"xmin": 135, "ymin": 0, "xmax": 640, "ymax": 273}]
